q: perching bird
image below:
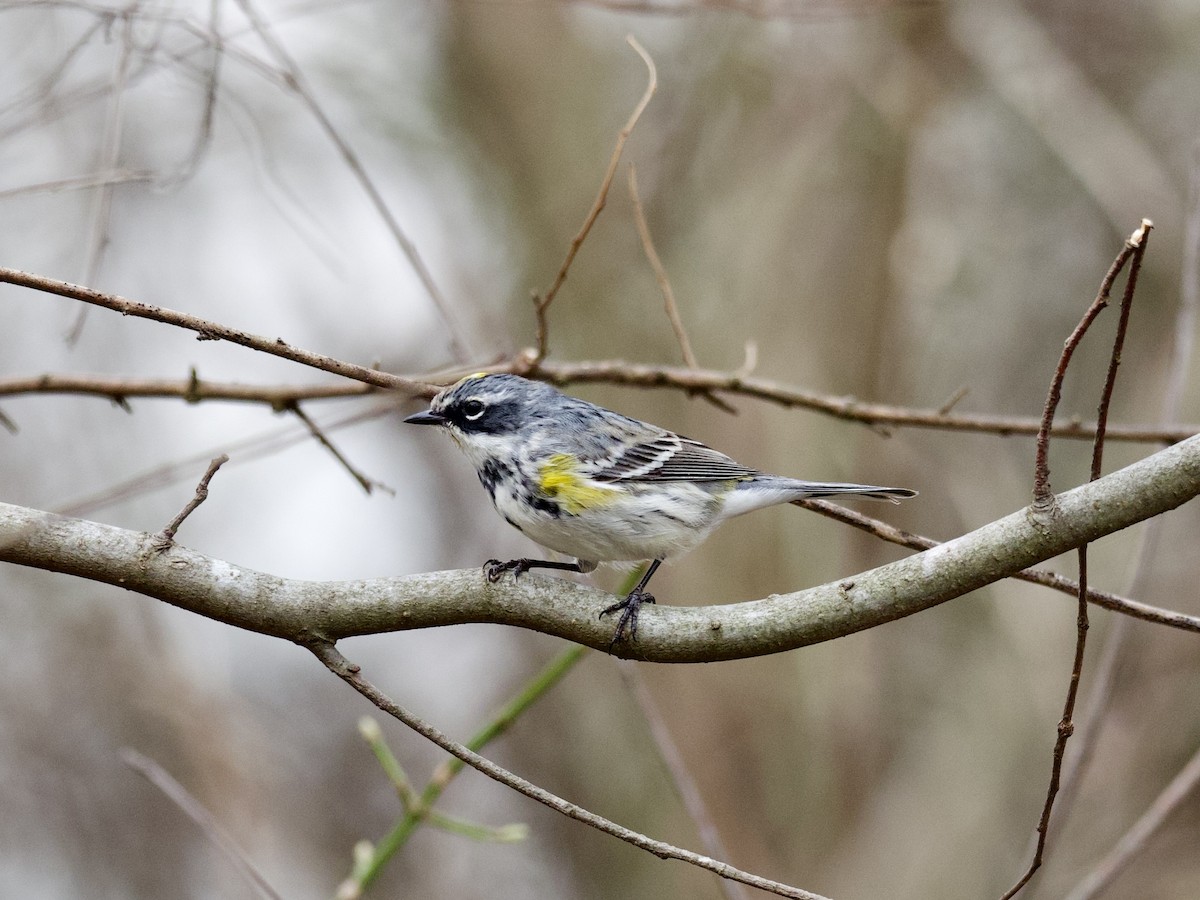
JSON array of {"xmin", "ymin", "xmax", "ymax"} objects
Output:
[{"xmin": 405, "ymin": 373, "xmax": 916, "ymax": 644}]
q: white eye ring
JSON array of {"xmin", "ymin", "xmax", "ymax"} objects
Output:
[{"xmin": 463, "ymin": 399, "xmax": 486, "ymax": 420}]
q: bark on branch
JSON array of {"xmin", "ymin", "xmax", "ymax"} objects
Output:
[{"xmin": 1, "ymin": 434, "xmax": 1198, "ymax": 662}]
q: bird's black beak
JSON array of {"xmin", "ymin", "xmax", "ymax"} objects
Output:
[{"xmin": 404, "ymin": 408, "xmax": 446, "ymax": 426}]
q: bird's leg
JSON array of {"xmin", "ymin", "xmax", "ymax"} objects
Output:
[
  {"xmin": 483, "ymin": 558, "xmax": 587, "ymax": 583},
  {"xmin": 600, "ymin": 559, "xmax": 663, "ymax": 646}
]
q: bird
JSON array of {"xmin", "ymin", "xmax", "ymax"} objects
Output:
[{"xmin": 405, "ymin": 373, "xmax": 916, "ymax": 645}]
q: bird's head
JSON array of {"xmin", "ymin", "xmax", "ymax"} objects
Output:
[{"xmin": 404, "ymin": 373, "xmax": 558, "ymax": 444}]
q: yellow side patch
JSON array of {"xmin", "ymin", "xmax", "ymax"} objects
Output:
[{"xmin": 538, "ymin": 453, "xmax": 618, "ymax": 514}]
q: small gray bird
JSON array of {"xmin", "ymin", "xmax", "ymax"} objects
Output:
[{"xmin": 406, "ymin": 374, "xmax": 916, "ymax": 644}]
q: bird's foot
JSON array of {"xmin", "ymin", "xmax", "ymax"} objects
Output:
[
  {"xmin": 599, "ymin": 589, "xmax": 656, "ymax": 647},
  {"xmin": 483, "ymin": 558, "xmax": 532, "ymax": 583}
]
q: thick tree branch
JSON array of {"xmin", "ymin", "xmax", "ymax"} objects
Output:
[
  {"xmin": 1, "ymin": 435, "xmax": 1197, "ymax": 661},
  {"xmin": 796, "ymin": 498, "xmax": 1198, "ymax": 632}
]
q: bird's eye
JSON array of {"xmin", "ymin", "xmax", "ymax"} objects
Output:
[{"xmin": 462, "ymin": 399, "xmax": 486, "ymax": 420}]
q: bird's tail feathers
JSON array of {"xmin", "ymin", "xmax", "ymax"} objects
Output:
[
  {"xmin": 776, "ymin": 478, "xmax": 917, "ymax": 505},
  {"xmin": 721, "ymin": 475, "xmax": 916, "ymax": 520}
]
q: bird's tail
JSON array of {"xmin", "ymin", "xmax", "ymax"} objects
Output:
[
  {"xmin": 783, "ymin": 480, "xmax": 917, "ymax": 505},
  {"xmin": 722, "ymin": 475, "xmax": 916, "ymax": 520}
]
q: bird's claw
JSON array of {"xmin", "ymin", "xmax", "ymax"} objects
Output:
[
  {"xmin": 600, "ymin": 589, "xmax": 656, "ymax": 648},
  {"xmin": 484, "ymin": 558, "xmax": 533, "ymax": 583}
]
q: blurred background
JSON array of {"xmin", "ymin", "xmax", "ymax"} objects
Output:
[{"xmin": 2, "ymin": 1, "xmax": 1199, "ymax": 898}]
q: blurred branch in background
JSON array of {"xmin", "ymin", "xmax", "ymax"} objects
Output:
[
  {"xmin": 1062, "ymin": 742, "xmax": 1200, "ymax": 900},
  {"xmin": 122, "ymin": 749, "xmax": 284, "ymax": 900},
  {"xmin": 228, "ymin": 0, "xmax": 473, "ymax": 362}
]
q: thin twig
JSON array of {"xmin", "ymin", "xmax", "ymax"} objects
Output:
[
  {"xmin": 628, "ymin": 163, "xmax": 698, "ymax": 368},
  {"xmin": 1000, "ymin": 219, "xmax": 1152, "ymax": 900},
  {"xmin": 152, "ymin": 454, "xmax": 229, "ymax": 552},
  {"xmin": 1038, "ymin": 182, "xmax": 1200, "ymax": 894},
  {"xmin": 527, "ymin": 359, "xmax": 1200, "ymax": 444},
  {"xmin": 4, "ymin": 366, "xmax": 1197, "ymax": 444},
  {"xmin": 1090, "ymin": 222, "xmax": 1149, "ymax": 478},
  {"xmin": 5, "ymin": 263, "xmax": 1200, "ymax": 440},
  {"xmin": 0, "ymin": 169, "xmax": 158, "ymax": 199},
  {"xmin": 1030, "ymin": 223, "xmax": 1148, "ymax": 508},
  {"xmin": 0, "ymin": 372, "xmax": 376, "ymax": 405},
  {"xmin": 627, "ymin": 163, "xmax": 736, "ymax": 413},
  {"xmin": 938, "ymin": 385, "xmax": 970, "ymax": 415},
  {"xmin": 68, "ymin": 2, "xmax": 139, "ymax": 345},
  {"xmin": 229, "ymin": 0, "xmax": 470, "ymax": 361},
  {"xmin": 0, "ymin": 267, "xmax": 431, "ymax": 395},
  {"xmin": 308, "ymin": 641, "xmax": 830, "ymax": 900},
  {"xmin": 532, "ymin": 35, "xmax": 658, "ymax": 362},
  {"xmin": 53, "ymin": 403, "xmax": 395, "ymax": 518},
  {"xmin": 163, "ymin": 0, "xmax": 224, "ymax": 186},
  {"xmin": 121, "ymin": 748, "xmax": 284, "ymax": 900},
  {"xmin": 288, "ymin": 403, "xmax": 391, "ymax": 496}
]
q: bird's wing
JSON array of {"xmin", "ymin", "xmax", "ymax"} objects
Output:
[{"xmin": 588, "ymin": 431, "xmax": 757, "ymax": 483}]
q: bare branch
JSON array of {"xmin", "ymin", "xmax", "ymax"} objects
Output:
[
  {"xmin": 795, "ymin": 499, "xmax": 1197, "ymax": 633},
  {"xmin": 532, "ymin": 35, "xmax": 658, "ymax": 361},
  {"xmin": 628, "ymin": 163, "xmax": 698, "ymax": 368},
  {"xmin": 0, "ymin": 170, "xmax": 158, "ymax": 199},
  {"xmin": 309, "ymin": 641, "xmax": 831, "ymax": 900},
  {"xmin": 1, "ymin": 433, "xmax": 1198, "ymax": 661},
  {"xmin": 1002, "ymin": 220, "xmax": 1152, "ymax": 900},
  {"xmin": 152, "ymin": 454, "xmax": 229, "ymax": 552},
  {"xmin": 0, "ymin": 267, "xmax": 431, "ymax": 396},
  {"xmin": 1031, "ymin": 222, "xmax": 1148, "ymax": 508},
  {"xmin": 1040, "ymin": 180, "xmax": 1200, "ymax": 890},
  {"xmin": 288, "ymin": 403, "xmax": 391, "ymax": 495},
  {"xmin": 6, "ymin": 366, "xmax": 1197, "ymax": 445},
  {"xmin": 3, "ymin": 264, "xmax": 1198, "ymax": 441},
  {"xmin": 526, "ymin": 359, "xmax": 1199, "ymax": 444},
  {"xmin": 0, "ymin": 372, "xmax": 375, "ymax": 406},
  {"xmin": 163, "ymin": 0, "xmax": 225, "ymax": 186}
]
